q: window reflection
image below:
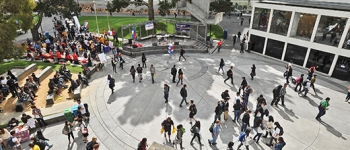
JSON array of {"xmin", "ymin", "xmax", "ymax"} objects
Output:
[
  {"xmin": 332, "ymin": 56, "xmax": 350, "ymax": 81},
  {"xmin": 314, "ymin": 16, "xmax": 347, "ymax": 47},
  {"xmin": 342, "ymin": 27, "xmax": 350, "ymax": 50},
  {"xmin": 249, "ymin": 34, "xmax": 265, "ymax": 54},
  {"xmin": 252, "ymin": 8, "xmax": 271, "ymax": 31},
  {"xmin": 290, "ymin": 12, "xmax": 317, "ymax": 41},
  {"xmin": 265, "ymin": 39, "xmax": 284, "ymax": 59},
  {"xmin": 306, "ymin": 49, "xmax": 335, "ymax": 74},
  {"xmin": 270, "ymin": 10, "xmax": 292, "ymax": 36},
  {"xmin": 284, "ymin": 44, "xmax": 308, "ymax": 66}
]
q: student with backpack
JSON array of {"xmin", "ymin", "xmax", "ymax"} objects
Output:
[
  {"xmin": 107, "ymin": 75, "xmax": 115, "ymax": 94},
  {"xmin": 237, "ymin": 128, "xmax": 252, "ymax": 150},
  {"xmin": 179, "ymin": 84, "xmax": 188, "ymax": 106},
  {"xmin": 188, "ymin": 100, "xmax": 197, "ymax": 125},
  {"xmin": 213, "ymin": 101, "xmax": 223, "ymax": 123},
  {"xmin": 274, "ymin": 137, "xmax": 286, "ymax": 150},
  {"xmin": 241, "ymin": 110, "xmax": 251, "ymax": 132},
  {"xmin": 179, "ymin": 47, "xmax": 186, "ymax": 61},
  {"xmin": 208, "ymin": 120, "xmax": 220, "ymax": 145},
  {"xmin": 224, "ymin": 66, "xmax": 234, "ymax": 85},
  {"xmin": 174, "ymin": 124, "xmax": 185, "ymax": 149},
  {"xmin": 190, "ymin": 121, "xmax": 203, "ymax": 146},
  {"xmin": 266, "ymin": 122, "xmax": 283, "ymax": 147},
  {"xmin": 136, "ymin": 64, "xmax": 143, "ymax": 83},
  {"xmin": 298, "ymin": 79, "xmax": 311, "ymax": 97},
  {"xmin": 137, "ymin": 138, "xmax": 148, "ymax": 150},
  {"xmin": 171, "ymin": 65, "xmax": 177, "ymax": 83},
  {"xmin": 8, "ymin": 131, "xmax": 21, "ymax": 150}
]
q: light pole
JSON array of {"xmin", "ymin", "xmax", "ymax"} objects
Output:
[
  {"xmin": 105, "ymin": 0, "xmax": 111, "ymax": 31},
  {"xmin": 93, "ymin": 0, "xmax": 100, "ymax": 34}
]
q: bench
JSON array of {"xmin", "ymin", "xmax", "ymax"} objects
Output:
[
  {"xmin": 139, "ymin": 35, "xmax": 154, "ymax": 41},
  {"xmin": 15, "ymin": 101, "xmax": 24, "ymax": 112},
  {"xmin": 37, "ymin": 66, "xmax": 53, "ymax": 82},
  {"xmin": 174, "ymin": 35, "xmax": 190, "ymax": 39},
  {"xmin": 46, "ymin": 90, "xmax": 56, "ymax": 104},
  {"xmin": 17, "ymin": 64, "xmax": 38, "ymax": 81},
  {"xmin": 73, "ymin": 84, "xmax": 82, "ymax": 100}
]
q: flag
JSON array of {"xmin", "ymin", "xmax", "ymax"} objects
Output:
[
  {"xmin": 168, "ymin": 44, "xmax": 174, "ymax": 54},
  {"xmin": 84, "ymin": 20, "xmax": 88, "ymax": 29},
  {"xmin": 132, "ymin": 28, "xmax": 137, "ymax": 39}
]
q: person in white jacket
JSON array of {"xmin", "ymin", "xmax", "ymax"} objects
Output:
[{"xmin": 299, "ymin": 79, "xmax": 311, "ymax": 97}]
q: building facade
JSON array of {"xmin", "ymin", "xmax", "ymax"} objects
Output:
[{"xmin": 249, "ymin": 1, "xmax": 350, "ymax": 81}]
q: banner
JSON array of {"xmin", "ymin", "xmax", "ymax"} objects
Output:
[
  {"xmin": 83, "ymin": 20, "xmax": 88, "ymax": 29},
  {"xmin": 15, "ymin": 130, "xmax": 30, "ymax": 143},
  {"xmin": 145, "ymin": 22, "xmax": 154, "ymax": 31},
  {"xmin": 73, "ymin": 16, "xmax": 81, "ymax": 29},
  {"xmin": 175, "ymin": 24, "xmax": 191, "ymax": 31},
  {"xmin": 168, "ymin": 43, "xmax": 174, "ymax": 54}
]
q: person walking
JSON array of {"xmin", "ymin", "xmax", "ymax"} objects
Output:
[
  {"xmin": 141, "ymin": 53, "xmax": 147, "ymax": 68},
  {"xmin": 179, "ymin": 84, "xmax": 188, "ymax": 107},
  {"xmin": 130, "ymin": 66, "xmax": 136, "ymax": 83},
  {"xmin": 171, "ymin": 65, "xmax": 177, "ymax": 83},
  {"xmin": 63, "ymin": 121, "xmax": 75, "ymax": 143},
  {"xmin": 221, "ymin": 90, "xmax": 231, "ymax": 101},
  {"xmin": 262, "ymin": 115, "xmax": 274, "ymax": 138},
  {"xmin": 240, "ymin": 40, "xmax": 245, "ymax": 53},
  {"xmin": 346, "ymin": 86, "xmax": 350, "ymax": 102},
  {"xmin": 298, "ymin": 79, "xmax": 310, "ymax": 97},
  {"xmin": 243, "ymin": 85, "xmax": 251, "ymax": 103},
  {"xmin": 118, "ymin": 56, "xmax": 124, "ymax": 70},
  {"xmin": 217, "ymin": 58, "xmax": 225, "ymax": 74},
  {"xmin": 274, "ymin": 137, "xmax": 286, "ymax": 150},
  {"xmin": 294, "ymin": 74, "xmax": 304, "ymax": 92},
  {"xmin": 188, "ymin": 100, "xmax": 197, "ymax": 124},
  {"xmin": 86, "ymin": 137, "xmax": 99, "ymax": 150},
  {"xmin": 136, "ymin": 64, "xmax": 143, "ymax": 83},
  {"xmin": 164, "ymin": 84, "xmax": 170, "ymax": 103},
  {"xmin": 232, "ymin": 99, "xmax": 242, "ymax": 123},
  {"xmin": 285, "ymin": 66, "xmax": 293, "ymax": 84},
  {"xmin": 223, "ymin": 100, "xmax": 229, "ymax": 121},
  {"xmin": 208, "ymin": 120, "xmax": 220, "ymax": 145},
  {"xmin": 213, "ymin": 101, "xmax": 223, "ymax": 123},
  {"xmin": 271, "ymin": 85, "xmax": 283, "ymax": 107},
  {"xmin": 316, "ymin": 97, "xmax": 330, "ymax": 121},
  {"xmin": 224, "ymin": 66, "xmax": 234, "ymax": 85},
  {"xmin": 217, "ymin": 40, "xmax": 223, "ymax": 53},
  {"xmin": 253, "ymin": 118, "xmax": 264, "ymax": 144},
  {"xmin": 174, "ymin": 124, "xmax": 184, "ymax": 149},
  {"xmin": 237, "ymin": 128, "xmax": 251, "ymax": 150},
  {"xmin": 227, "ymin": 141, "xmax": 234, "ymax": 150},
  {"xmin": 233, "ymin": 35, "xmax": 237, "ymax": 46},
  {"xmin": 150, "ymin": 64, "xmax": 156, "ymax": 84},
  {"xmin": 161, "ymin": 117, "xmax": 174, "ymax": 142},
  {"xmin": 275, "ymin": 83, "xmax": 287, "ymax": 106},
  {"xmin": 78, "ymin": 120, "xmax": 89, "ymax": 143},
  {"xmin": 239, "ymin": 77, "xmax": 247, "ymax": 95},
  {"xmin": 36, "ymin": 130, "xmax": 53, "ymax": 149},
  {"xmin": 266, "ymin": 122, "xmax": 283, "ymax": 147},
  {"xmin": 111, "ymin": 58, "xmax": 117, "ymax": 73},
  {"xmin": 241, "ymin": 110, "xmax": 251, "ymax": 132},
  {"xmin": 176, "ymin": 69, "xmax": 183, "ymax": 86},
  {"xmin": 253, "ymin": 105, "xmax": 263, "ymax": 128},
  {"xmin": 107, "ymin": 75, "xmax": 115, "ymax": 94},
  {"xmin": 237, "ymin": 31, "xmax": 241, "ymax": 42},
  {"xmin": 240, "ymin": 17, "xmax": 244, "ymax": 26},
  {"xmin": 31, "ymin": 106, "xmax": 47, "ymax": 128},
  {"xmin": 179, "ymin": 47, "xmax": 186, "ymax": 61},
  {"xmin": 190, "ymin": 121, "xmax": 203, "ymax": 146},
  {"xmin": 138, "ymin": 138, "xmax": 148, "ymax": 150},
  {"xmin": 310, "ymin": 75, "xmax": 317, "ymax": 95},
  {"xmin": 250, "ymin": 64, "xmax": 256, "ymax": 80}
]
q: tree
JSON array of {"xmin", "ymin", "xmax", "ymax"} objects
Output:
[
  {"xmin": 158, "ymin": 0, "xmax": 173, "ymax": 16},
  {"xmin": 31, "ymin": 0, "xmax": 81, "ymax": 41},
  {"xmin": 0, "ymin": 0, "xmax": 35, "ymax": 61},
  {"xmin": 106, "ymin": 0, "xmax": 130, "ymax": 16},
  {"xmin": 210, "ymin": 0, "xmax": 234, "ymax": 14},
  {"xmin": 133, "ymin": 0, "xmax": 154, "ymax": 21}
]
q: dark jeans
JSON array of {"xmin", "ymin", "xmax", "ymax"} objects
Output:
[
  {"xmin": 68, "ymin": 131, "xmax": 74, "ymax": 141},
  {"xmin": 142, "ymin": 62, "xmax": 146, "ymax": 68},
  {"xmin": 270, "ymin": 94, "xmax": 278, "ymax": 105},
  {"xmin": 316, "ymin": 105, "xmax": 326, "ymax": 119},
  {"xmin": 177, "ymin": 78, "xmax": 183, "ymax": 85},
  {"xmin": 35, "ymin": 118, "xmax": 47, "ymax": 127},
  {"xmin": 179, "ymin": 55, "xmax": 186, "ymax": 61},
  {"xmin": 241, "ymin": 122, "xmax": 248, "ymax": 132},
  {"xmin": 180, "ymin": 97, "xmax": 187, "ymax": 106},
  {"xmin": 253, "ymin": 133, "xmax": 262, "ymax": 142},
  {"xmin": 172, "ymin": 74, "xmax": 176, "ymax": 83},
  {"xmin": 112, "ymin": 65, "xmax": 116, "ymax": 73},
  {"xmin": 275, "ymin": 95, "xmax": 285, "ymax": 105},
  {"xmin": 295, "ymin": 83, "xmax": 302, "ymax": 91},
  {"xmin": 151, "ymin": 73, "xmax": 154, "ymax": 83},
  {"xmin": 190, "ymin": 133, "xmax": 201, "ymax": 144},
  {"xmin": 224, "ymin": 76, "xmax": 233, "ymax": 84},
  {"xmin": 311, "ymin": 83, "xmax": 316, "ymax": 93},
  {"xmin": 238, "ymin": 142, "xmax": 249, "ymax": 150},
  {"xmin": 164, "ymin": 93, "xmax": 169, "ymax": 103},
  {"xmin": 217, "ymin": 46, "xmax": 221, "ymax": 52},
  {"xmin": 131, "ymin": 74, "xmax": 135, "ymax": 82},
  {"xmin": 286, "ymin": 75, "xmax": 290, "ymax": 84},
  {"xmin": 214, "ymin": 114, "xmax": 221, "ymax": 123},
  {"xmin": 9, "ymin": 88, "xmax": 18, "ymax": 97},
  {"xmin": 346, "ymin": 92, "xmax": 350, "ymax": 101}
]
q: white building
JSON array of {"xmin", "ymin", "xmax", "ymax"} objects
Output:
[{"xmin": 249, "ymin": 0, "xmax": 350, "ymax": 81}]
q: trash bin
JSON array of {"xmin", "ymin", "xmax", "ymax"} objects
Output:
[
  {"xmin": 63, "ymin": 108, "xmax": 74, "ymax": 122},
  {"xmin": 72, "ymin": 105, "xmax": 79, "ymax": 118},
  {"xmin": 223, "ymin": 29, "xmax": 228, "ymax": 39}
]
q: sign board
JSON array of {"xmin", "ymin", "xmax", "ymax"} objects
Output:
[
  {"xmin": 175, "ymin": 24, "xmax": 191, "ymax": 31},
  {"xmin": 145, "ymin": 22, "xmax": 154, "ymax": 30},
  {"xmin": 98, "ymin": 53, "xmax": 107, "ymax": 63},
  {"xmin": 15, "ymin": 130, "xmax": 30, "ymax": 143}
]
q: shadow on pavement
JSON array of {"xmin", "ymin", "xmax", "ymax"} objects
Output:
[{"xmin": 319, "ymin": 120, "xmax": 347, "ymax": 140}]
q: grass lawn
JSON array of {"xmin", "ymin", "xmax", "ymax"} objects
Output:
[
  {"xmin": 79, "ymin": 16, "xmax": 223, "ymax": 40},
  {"xmin": 0, "ymin": 60, "xmax": 83, "ymax": 75}
]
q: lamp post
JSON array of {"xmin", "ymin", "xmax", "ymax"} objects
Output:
[
  {"xmin": 93, "ymin": 0, "xmax": 100, "ymax": 34},
  {"xmin": 105, "ymin": 0, "xmax": 111, "ymax": 31}
]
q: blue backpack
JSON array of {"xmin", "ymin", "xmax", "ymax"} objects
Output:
[
  {"xmin": 238, "ymin": 132, "xmax": 246, "ymax": 142},
  {"xmin": 8, "ymin": 137, "xmax": 15, "ymax": 147}
]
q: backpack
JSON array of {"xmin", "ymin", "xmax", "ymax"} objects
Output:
[
  {"xmin": 226, "ymin": 70, "xmax": 231, "ymax": 76},
  {"xmin": 249, "ymin": 87, "xmax": 253, "ymax": 94},
  {"xmin": 209, "ymin": 123, "xmax": 214, "ymax": 133},
  {"xmin": 238, "ymin": 132, "xmax": 246, "ymax": 142},
  {"xmin": 110, "ymin": 78, "xmax": 115, "ymax": 87},
  {"xmin": 192, "ymin": 105, "xmax": 197, "ymax": 114},
  {"xmin": 137, "ymin": 67, "xmax": 142, "ymax": 73},
  {"xmin": 190, "ymin": 125, "xmax": 196, "ymax": 133},
  {"xmin": 7, "ymin": 137, "xmax": 15, "ymax": 147},
  {"xmin": 302, "ymin": 81, "xmax": 308, "ymax": 86},
  {"xmin": 137, "ymin": 142, "xmax": 141, "ymax": 150},
  {"xmin": 86, "ymin": 141, "xmax": 93, "ymax": 150},
  {"xmin": 279, "ymin": 127, "xmax": 284, "ymax": 136},
  {"xmin": 221, "ymin": 92, "xmax": 225, "ymax": 99}
]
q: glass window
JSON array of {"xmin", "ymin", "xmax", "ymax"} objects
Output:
[
  {"xmin": 265, "ymin": 39, "xmax": 284, "ymax": 59},
  {"xmin": 332, "ymin": 56, "xmax": 350, "ymax": 81},
  {"xmin": 252, "ymin": 8, "xmax": 271, "ymax": 31},
  {"xmin": 290, "ymin": 12, "xmax": 317, "ymax": 41},
  {"xmin": 342, "ymin": 26, "xmax": 350, "ymax": 50},
  {"xmin": 306, "ymin": 49, "xmax": 335, "ymax": 74},
  {"xmin": 270, "ymin": 10, "xmax": 292, "ymax": 36},
  {"xmin": 313, "ymin": 16, "xmax": 348, "ymax": 47},
  {"xmin": 284, "ymin": 44, "xmax": 308, "ymax": 66},
  {"xmin": 249, "ymin": 34, "xmax": 265, "ymax": 54}
]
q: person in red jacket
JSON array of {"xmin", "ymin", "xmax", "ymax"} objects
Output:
[
  {"xmin": 217, "ymin": 40, "xmax": 223, "ymax": 53},
  {"xmin": 72, "ymin": 53, "xmax": 79, "ymax": 64},
  {"xmin": 138, "ymin": 138, "xmax": 148, "ymax": 150}
]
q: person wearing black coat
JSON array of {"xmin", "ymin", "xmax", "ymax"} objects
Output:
[
  {"xmin": 171, "ymin": 65, "xmax": 177, "ymax": 83},
  {"xmin": 241, "ymin": 110, "xmax": 251, "ymax": 132},
  {"xmin": 179, "ymin": 84, "xmax": 188, "ymax": 107},
  {"xmin": 239, "ymin": 77, "xmax": 247, "ymax": 95}
]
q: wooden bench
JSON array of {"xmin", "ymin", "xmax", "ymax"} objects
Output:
[
  {"xmin": 73, "ymin": 84, "xmax": 82, "ymax": 100},
  {"xmin": 37, "ymin": 66, "xmax": 53, "ymax": 82}
]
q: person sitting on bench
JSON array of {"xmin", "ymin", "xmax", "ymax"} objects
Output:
[
  {"xmin": 68, "ymin": 79, "xmax": 78, "ymax": 93},
  {"xmin": 78, "ymin": 72, "xmax": 89, "ymax": 86},
  {"xmin": 31, "ymin": 73, "xmax": 40, "ymax": 86}
]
